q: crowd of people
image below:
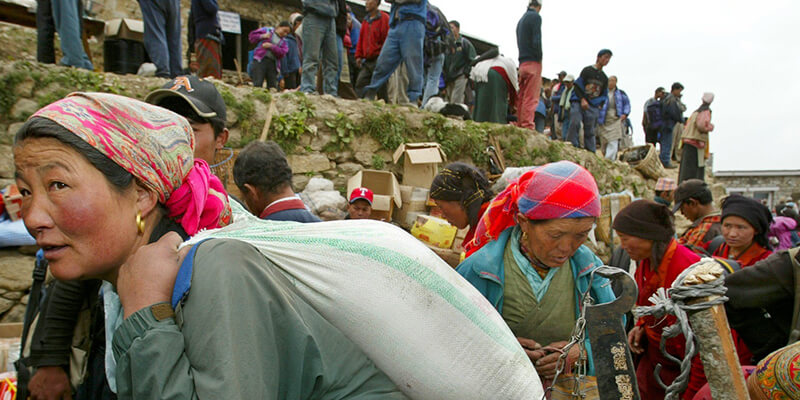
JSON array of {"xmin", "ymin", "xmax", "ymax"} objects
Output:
[{"xmin": 16, "ymin": 0, "xmax": 800, "ymax": 399}]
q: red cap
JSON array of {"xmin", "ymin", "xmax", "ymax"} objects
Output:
[{"xmin": 349, "ymin": 187, "xmax": 373, "ymax": 205}]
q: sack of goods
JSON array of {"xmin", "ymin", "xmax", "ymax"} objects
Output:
[{"xmin": 185, "ymin": 219, "xmax": 543, "ymax": 399}]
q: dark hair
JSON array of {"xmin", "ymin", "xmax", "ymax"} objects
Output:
[
  {"xmin": 687, "ymin": 188, "xmax": 713, "ymax": 205},
  {"xmin": 156, "ymin": 97, "xmax": 226, "ymax": 138},
  {"xmin": 671, "ymin": 82, "xmax": 684, "ymax": 90},
  {"xmin": 655, "ymin": 87, "xmax": 665, "ymax": 93},
  {"xmin": 233, "ymin": 141, "xmax": 293, "ymax": 194},
  {"xmin": 654, "ymin": 190, "xmax": 667, "ymax": 198},
  {"xmin": 651, "ymin": 239, "xmax": 671, "ymax": 268},
  {"xmin": 278, "ymin": 20, "xmax": 291, "ymax": 28},
  {"xmin": 17, "ymin": 118, "xmax": 188, "ymax": 244},
  {"xmin": 449, "ymin": 20, "xmax": 460, "ymax": 28},
  {"xmin": 15, "ymin": 117, "xmax": 134, "ymax": 191},
  {"xmin": 430, "ymin": 162, "xmax": 493, "ymax": 228}
]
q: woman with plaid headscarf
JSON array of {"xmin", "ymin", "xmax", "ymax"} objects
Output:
[{"xmin": 456, "ymin": 160, "xmax": 616, "ymax": 383}]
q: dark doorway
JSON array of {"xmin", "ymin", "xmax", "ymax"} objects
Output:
[{"xmin": 221, "ymin": 17, "xmax": 260, "ymax": 72}]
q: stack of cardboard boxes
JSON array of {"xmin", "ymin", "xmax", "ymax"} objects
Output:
[{"xmin": 343, "ymin": 142, "xmax": 466, "ymax": 267}]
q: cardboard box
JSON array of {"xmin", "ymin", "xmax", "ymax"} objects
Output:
[
  {"xmin": 105, "ymin": 18, "xmax": 145, "ymax": 42},
  {"xmin": 392, "ymin": 143, "xmax": 447, "ymax": 189},
  {"xmin": 411, "ymin": 215, "xmax": 458, "ymax": 249},
  {"xmin": 393, "ymin": 208, "xmax": 425, "ymax": 229},
  {"xmin": 2, "ymin": 185, "xmax": 22, "ymax": 221},
  {"xmin": 347, "ymin": 170, "xmax": 402, "ymax": 221},
  {"xmin": 0, "ymin": 323, "xmax": 21, "ymax": 373}
]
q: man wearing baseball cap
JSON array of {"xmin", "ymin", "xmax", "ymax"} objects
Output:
[
  {"xmin": 673, "ymin": 179, "xmax": 722, "ymax": 252},
  {"xmin": 145, "ymin": 75, "xmax": 230, "ymax": 165},
  {"xmin": 347, "ymin": 187, "xmax": 373, "ymax": 219}
]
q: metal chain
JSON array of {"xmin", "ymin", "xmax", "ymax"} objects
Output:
[{"xmin": 541, "ymin": 274, "xmax": 596, "ymax": 400}]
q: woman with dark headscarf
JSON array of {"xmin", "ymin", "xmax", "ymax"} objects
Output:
[
  {"xmin": 457, "ymin": 161, "xmax": 615, "ymax": 383},
  {"xmin": 614, "ymin": 200, "xmax": 750, "ymax": 399},
  {"xmin": 430, "ymin": 162, "xmax": 494, "ymax": 257},
  {"xmin": 614, "ymin": 200, "xmax": 700, "ymax": 399},
  {"xmin": 714, "ymin": 194, "xmax": 773, "ymax": 266}
]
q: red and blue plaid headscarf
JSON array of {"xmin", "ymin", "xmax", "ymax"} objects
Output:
[{"xmin": 466, "ymin": 161, "xmax": 601, "ymax": 255}]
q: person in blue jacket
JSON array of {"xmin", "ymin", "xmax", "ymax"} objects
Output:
[{"xmin": 457, "ymin": 160, "xmax": 617, "ymax": 383}]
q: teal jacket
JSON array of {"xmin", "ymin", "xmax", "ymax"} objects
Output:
[{"xmin": 456, "ymin": 227, "xmax": 618, "ymax": 375}]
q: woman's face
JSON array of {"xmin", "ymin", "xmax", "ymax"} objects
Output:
[
  {"xmin": 519, "ymin": 216, "xmax": 594, "ymax": 268},
  {"xmin": 722, "ymin": 215, "xmax": 756, "ymax": 250},
  {"xmin": 617, "ymin": 232, "xmax": 653, "ymax": 262},
  {"xmin": 434, "ymin": 199, "xmax": 469, "ymax": 229},
  {"xmin": 14, "ymin": 137, "xmax": 140, "ymax": 281}
]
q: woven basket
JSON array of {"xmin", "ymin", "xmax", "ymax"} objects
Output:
[
  {"xmin": 619, "ymin": 144, "xmax": 665, "ymax": 180},
  {"xmin": 596, "ymin": 192, "xmax": 633, "ymax": 245},
  {"xmin": 210, "ymin": 147, "xmax": 242, "ymax": 199}
]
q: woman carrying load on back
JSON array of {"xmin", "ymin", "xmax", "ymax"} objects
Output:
[
  {"xmin": 13, "ymin": 92, "xmax": 407, "ymax": 399},
  {"xmin": 429, "ymin": 162, "xmax": 494, "ymax": 259},
  {"xmin": 457, "ymin": 161, "xmax": 616, "ymax": 384}
]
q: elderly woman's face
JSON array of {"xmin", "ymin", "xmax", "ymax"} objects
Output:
[
  {"xmin": 617, "ymin": 232, "xmax": 653, "ymax": 262},
  {"xmin": 435, "ymin": 199, "xmax": 469, "ymax": 229},
  {"xmin": 519, "ymin": 216, "xmax": 594, "ymax": 268},
  {"xmin": 14, "ymin": 138, "xmax": 140, "ymax": 281}
]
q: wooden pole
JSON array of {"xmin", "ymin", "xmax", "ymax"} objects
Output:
[
  {"xmin": 258, "ymin": 100, "xmax": 277, "ymax": 143},
  {"xmin": 683, "ymin": 262, "xmax": 750, "ymax": 400}
]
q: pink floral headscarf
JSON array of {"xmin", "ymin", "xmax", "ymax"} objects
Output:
[{"xmin": 31, "ymin": 92, "xmax": 231, "ymax": 235}]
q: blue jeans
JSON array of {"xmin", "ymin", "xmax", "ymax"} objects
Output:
[
  {"xmin": 659, "ymin": 125, "xmax": 674, "ymax": 166},
  {"xmin": 365, "ymin": 19, "xmax": 424, "ymax": 103},
  {"xmin": 52, "ymin": 0, "xmax": 93, "ymax": 70},
  {"xmin": 300, "ymin": 13, "xmax": 338, "ymax": 96},
  {"xmin": 421, "ymin": 53, "xmax": 444, "ymax": 107},
  {"xmin": 138, "ymin": 0, "xmax": 182, "ymax": 77},
  {"xmin": 567, "ymin": 102, "xmax": 599, "ymax": 152},
  {"xmin": 561, "ymin": 114, "xmax": 571, "ymax": 141}
]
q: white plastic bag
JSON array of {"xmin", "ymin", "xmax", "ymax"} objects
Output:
[{"xmin": 186, "ymin": 219, "xmax": 543, "ymax": 399}]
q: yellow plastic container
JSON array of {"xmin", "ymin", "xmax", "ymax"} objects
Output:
[{"xmin": 411, "ymin": 215, "xmax": 458, "ymax": 249}]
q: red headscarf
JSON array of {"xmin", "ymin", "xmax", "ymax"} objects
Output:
[{"xmin": 465, "ymin": 161, "xmax": 601, "ymax": 256}]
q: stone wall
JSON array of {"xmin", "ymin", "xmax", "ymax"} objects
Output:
[{"xmin": 714, "ymin": 173, "xmax": 800, "ymax": 208}]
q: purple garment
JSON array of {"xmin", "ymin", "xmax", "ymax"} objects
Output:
[
  {"xmin": 248, "ymin": 27, "xmax": 289, "ymax": 62},
  {"xmin": 769, "ymin": 216, "xmax": 798, "ymax": 251}
]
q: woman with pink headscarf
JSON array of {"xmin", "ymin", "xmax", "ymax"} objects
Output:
[{"xmin": 14, "ymin": 93, "xmax": 405, "ymax": 398}]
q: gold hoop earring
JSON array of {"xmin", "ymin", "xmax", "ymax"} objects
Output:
[
  {"xmin": 136, "ymin": 211, "xmax": 146, "ymax": 235},
  {"xmin": 521, "ymin": 231, "xmax": 529, "ymax": 241}
]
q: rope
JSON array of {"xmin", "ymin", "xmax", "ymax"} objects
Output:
[{"xmin": 631, "ymin": 258, "xmax": 729, "ymax": 400}]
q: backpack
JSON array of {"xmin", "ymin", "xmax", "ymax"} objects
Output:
[
  {"xmin": 646, "ymin": 100, "xmax": 665, "ymax": 131},
  {"xmin": 15, "ymin": 252, "xmax": 94, "ymax": 400},
  {"xmin": 423, "ymin": 4, "xmax": 454, "ymax": 58}
]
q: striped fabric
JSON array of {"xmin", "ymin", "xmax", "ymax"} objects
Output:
[
  {"xmin": 31, "ymin": 93, "xmax": 231, "ymax": 234},
  {"xmin": 467, "ymin": 161, "xmax": 601, "ymax": 255}
]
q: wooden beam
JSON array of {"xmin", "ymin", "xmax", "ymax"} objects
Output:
[
  {"xmin": 258, "ymin": 100, "xmax": 277, "ymax": 143},
  {"xmin": 684, "ymin": 263, "xmax": 750, "ymax": 400}
]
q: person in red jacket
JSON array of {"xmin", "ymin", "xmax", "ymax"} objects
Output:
[
  {"xmin": 354, "ymin": 0, "xmax": 389, "ymax": 99},
  {"xmin": 614, "ymin": 200, "xmax": 700, "ymax": 399},
  {"xmin": 713, "ymin": 194, "xmax": 773, "ymax": 266},
  {"xmin": 615, "ymin": 200, "xmax": 752, "ymax": 399}
]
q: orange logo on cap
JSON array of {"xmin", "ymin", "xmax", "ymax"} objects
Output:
[{"xmin": 169, "ymin": 76, "xmax": 194, "ymax": 92}]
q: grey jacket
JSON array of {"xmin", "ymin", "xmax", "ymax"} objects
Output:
[{"xmin": 302, "ymin": 0, "xmax": 338, "ymax": 18}]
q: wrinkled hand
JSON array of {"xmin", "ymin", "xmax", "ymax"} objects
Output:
[
  {"xmin": 517, "ymin": 337, "xmax": 546, "ymax": 364},
  {"xmin": 535, "ymin": 341, "xmax": 579, "ymax": 380},
  {"xmin": 628, "ymin": 325, "xmax": 646, "ymax": 355},
  {"xmin": 580, "ymin": 98, "xmax": 589, "ymax": 110},
  {"xmin": 117, "ymin": 232, "xmax": 189, "ymax": 319},
  {"xmin": 29, "ymin": 366, "xmax": 72, "ymax": 400}
]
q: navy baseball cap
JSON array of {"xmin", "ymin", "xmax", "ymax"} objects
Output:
[{"xmin": 145, "ymin": 75, "xmax": 227, "ymax": 122}]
